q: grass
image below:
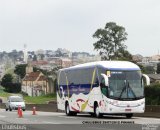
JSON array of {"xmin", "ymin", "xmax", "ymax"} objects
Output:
[
  {"xmin": 0, "ymin": 92, "xmax": 12, "ymax": 97},
  {"xmin": 24, "ymin": 93, "xmax": 56, "ymax": 104},
  {"xmin": 0, "ymin": 86, "xmax": 12, "ymax": 97},
  {"xmin": 0, "ymin": 86, "xmax": 56, "ymax": 104}
]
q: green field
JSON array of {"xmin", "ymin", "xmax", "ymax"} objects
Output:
[
  {"xmin": 0, "ymin": 86, "xmax": 56, "ymax": 104},
  {"xmin": 24, "ymin": 94, "xmax": 56, "ymax": 104},
  {"xmin": 0, "ymin": 86, "xmax": 12, "ymax": 97}
]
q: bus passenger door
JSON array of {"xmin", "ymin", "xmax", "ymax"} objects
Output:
[
  {"xmin": 100, "ymin": 74, "xmax": 109, "ymax": 97},
  {"xmin": 98, "ymin": 74, "xmax": 109, "ymax": 113}
]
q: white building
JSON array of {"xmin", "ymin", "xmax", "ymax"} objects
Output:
[{"xmin": 23, "ymin": 44, "xmax": 28, "ymax": 63}]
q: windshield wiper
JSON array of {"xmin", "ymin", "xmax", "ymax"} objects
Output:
[
  {"xmin": 119, "ymin": 80, "xmax": 127, "ymax": 99},
  {"xmin": 119, "ymin": 81, "xmax": 137, "ymax": 99},
  {"xmin": 127, "ymin": 82, "xmax": 137, "ymax": 99}
]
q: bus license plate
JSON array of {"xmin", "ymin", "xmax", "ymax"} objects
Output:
[{"xmin": 125, "ymin": 109, "xmax": 131, "ymax": 112}]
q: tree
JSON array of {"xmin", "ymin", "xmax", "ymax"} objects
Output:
[
  {"xmin": 39, "ymin": 54, "xmax": 45, "ymax": 60},
  {"xmin": 145, "ymin": 66, "xmax": 155, "ymax": 74},
  {"xmin": 116, "ymin": 48, "xmax": 132, "ymax": 61},
  {"xmin": 93, "ymin": 22, "xmax": 129, "ymax": 60},
  {"xmin": 14, "ymin": 64, "xmax": 27, "ymax": 79},
  {"xmin": 157, "ymin": 63, "xmax": 160, "ymax": 74},
  {"xmin": 1, "ymin": 74, "xmax": 13, "ymax": 88},
  {"xmin": 1, "ymin": 74, "xmax": 21, "ymax": 93},
  {"xmin": 33, "ymin": 55, "xmax": 37, "ymax": 61},
  {"xmin": 136, "ymin": 63, "xmax": 146, "ymax": 73}
]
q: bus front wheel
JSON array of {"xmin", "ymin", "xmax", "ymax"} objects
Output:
[
  {"xmin": 126, "ymin": 114, "xmax": 133, "ymax": 119},
  {"xmin": 94, "ymin": 103, "xmax": 103, "ymax": 118}
]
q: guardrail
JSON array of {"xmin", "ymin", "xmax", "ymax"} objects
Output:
[{"xmin": 145, "ymin": 105, "xmax": 160, "ymax": 113}]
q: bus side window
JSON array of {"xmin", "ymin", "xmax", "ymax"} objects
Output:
[{"xmin": 95, "ymin": 78, "xmax": 99, "ymax": 86}]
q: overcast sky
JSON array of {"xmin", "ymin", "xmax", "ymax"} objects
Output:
[{"xmin": 0, "ymin": 0, "xmax": 160, "ymax": 56}]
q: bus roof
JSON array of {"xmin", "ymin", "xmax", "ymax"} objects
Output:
[{"xmin": 60, "ymin": 61, "xmax": 140, "ymax": 71}]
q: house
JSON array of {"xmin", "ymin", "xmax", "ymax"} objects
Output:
[
  {"xmin": 47, "ymin": 57, "xmax": 72, "ymax": 68},
  {"xmin": 22, "ymin": 65, "xmax": 49, "ymax": 96},
  {"xmin": 132, "ymin": 54, "xmax": 143, "ymax": 62},
  {"xmin": 151, "ymin": 55, "xmax": 160, "ymax": 61},
  {"xmin": 147, "ymin": 74, "xmax": 160, "ymax": 84}
]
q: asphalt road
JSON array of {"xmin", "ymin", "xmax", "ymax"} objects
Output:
[{"xmin": 0, "ymin": 109, "xmax": 159, "ymax": 130}]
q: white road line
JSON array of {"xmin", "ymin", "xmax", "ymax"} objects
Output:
[
  {"xmin": 141, "ymin": 117, "xmax": 160, "ymax": 120},
  {"xmin": 58, "ymin": 116, "xmax": 77, "ymax": 119},
  {"xmin": 42, "ymin": 121, "xmax": 61, "ymax": 124},
  {"xmin": 42, "ymin": 121, "xmax": 53, "ymax": 124},
  {"xmin": 15, "ymin": 118, "xmax": 28, "ymax": 120},
  {"xmin": 0, "ymin": 115, "xmax": 6, "ymax": 118}
]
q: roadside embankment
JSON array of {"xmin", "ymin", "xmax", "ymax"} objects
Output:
[{"xmin": 135, "ymin": 105, "xmax": 160, "ymax": 118}]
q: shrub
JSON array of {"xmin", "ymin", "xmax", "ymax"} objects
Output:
[
  {"xmin": 4, "ymin": 83, "xmax": 21, "ymax": 93},
  {"xmin": 145, "ymin": 83, "xmax": 160, "ymax": 105}
]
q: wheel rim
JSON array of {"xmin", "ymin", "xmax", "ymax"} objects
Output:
[
  {"xmin": 66, "ymin": 104, "xmax": 69, "ymax": 114},
  {"xmin": 96, "ymin": 106, "xmax": 99, "ymax": 117}
]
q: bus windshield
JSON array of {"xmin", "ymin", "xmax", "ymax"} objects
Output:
[{"xmin": 108, "ymin": 70, "xmax": 144, "ymax": 100}]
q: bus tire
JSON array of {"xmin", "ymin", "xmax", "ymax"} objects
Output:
[
  {"xmin": 71, "ymin": 112, "xmax": 77, "ymax": 116},
  {"xmin": 126, "ymin": 114, "xmax": 133, "ymax": 119},
  {"xmin": 65, "ymin": 102, "xmax": 72, "ymax": 116},
  {"xmin": 89, "ymin": 113, "xmax": 95, "ymax": 117},
  {"xmin": 94, "ymin": 103, "xmax": 102, "ymax": 118}
]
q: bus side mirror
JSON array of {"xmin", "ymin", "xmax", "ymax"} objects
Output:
[
  {"xmin": 101, "ymin": 74, "xmax": 109, "ymax": 87},
  {"xmin": 105, "ymin": 77, "xmax": 109, "ymax": 86},
  {"xmin": 142, "ymin": 74, "xmax": 150, "ymax": 86}
]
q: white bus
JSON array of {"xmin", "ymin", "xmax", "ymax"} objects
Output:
[{"xmin": 57, "ymin": 61, "xmax": 150, "ymax": 118}]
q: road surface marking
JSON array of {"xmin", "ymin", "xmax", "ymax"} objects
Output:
[
  {"xmin": 58, "ymin": 116, "xmax": 77, "ymax": 119},
  {"xmin": 15, "ymin": 118, "xmax": 28, "ymax": 120},
  {"xmin": 0, "ymin": 115, "xmax": 6, "ymax": 118},
  {"xmin": 42, "ymin": 121, "xmax": 61, "ymax": 124}
]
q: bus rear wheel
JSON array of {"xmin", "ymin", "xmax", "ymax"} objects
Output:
[
  {"xmin": 65, "ymin": 102, "xmax": 71, "ymax": 116},
  {"xmin": 126, "ymin": 114, "xmax": 133, "ymax": 119},
  {"xmin": 65, "ymin": 102, "xmax": 77, "ymax": 116}
]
